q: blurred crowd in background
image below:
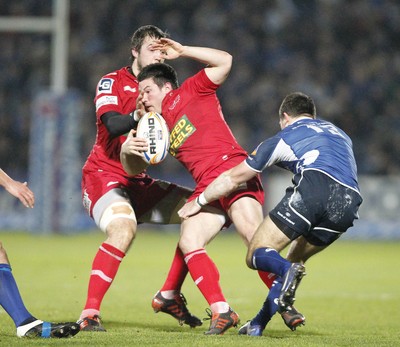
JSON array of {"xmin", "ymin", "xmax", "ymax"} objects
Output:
[{"xmin": 1, "ymin": 0, "xmax": 399, "ymax": 183}]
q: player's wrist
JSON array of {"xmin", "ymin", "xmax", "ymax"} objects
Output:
[
  {"xmin": 129, "ymin": 110, "xmax": 140, "ymax": 129},
  {"xmin": 130, "ymin": 110, "xmax": 140, "ymax": 122},
  {"xmin": 196, "ymin": 192, "xmax": 209, "ymax": 207}
]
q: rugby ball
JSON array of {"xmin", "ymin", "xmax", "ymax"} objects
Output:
[{"xmin": 136, "ymin": 112, "xmax": 170, "ymax": 164}]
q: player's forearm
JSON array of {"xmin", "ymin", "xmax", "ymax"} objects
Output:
[
  {"xmin": 200, "ymin": 171, "xmax": 239, "ymax": 205},
  {"xmin": 199, "ymin": 163, "xmax": 257, "ymax": 206},
  {"xmin": 0, "ymin": 169, "xmax": 12, "ymax": 189},
  {"xmin": 101, "ymin": 111, "xmax": 139, "ymax": 138},
  {"xmin": 180, "ymin": 46, "xmax": 232, "ymax": 68}
]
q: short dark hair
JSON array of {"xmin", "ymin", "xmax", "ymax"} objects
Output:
[
  {"xmin": 279, "ymin": 92, "xmax": 316, "ymax": 119},
  {"xmin": 137, "ymin": 63, "xmax": 179, "ymax": 89},
  {"xmin": 130, "ymin": 25, "xmax": 169, "ymax": 61}
]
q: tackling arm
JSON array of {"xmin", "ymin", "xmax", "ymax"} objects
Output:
[
  {"xmin": 177, "ymin": 161, "xmax": 257, "ymax": 218},
  {"xmin": 203, "ymin": 161, "xmax": 257, "ymax": 203}
]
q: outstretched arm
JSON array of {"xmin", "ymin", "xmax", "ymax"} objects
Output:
[
  {"xmin": 178, "ymin": 161, "xmax": 257, "ymax": 218},
  {"xmin": 0, "ymin": 169, "xmax": 35, "ymax": 208},
  {"xmin": 152, "ymin": 38, "xmax": 232, "ymax": 85}
]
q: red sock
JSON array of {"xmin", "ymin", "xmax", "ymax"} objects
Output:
[
  {"xmin": 83, "ymin": 242, "xmax": 125, "ymax": 311},
  {"xmin": 184, "ymin": 249, "xmax": 225, "ymax": 305},
  {"xmin": 258, "ymin": 270, "xmax": 276, "ymax": 289},
  {"xmin": 160, "ymin": 245, "xmax": 188, "ymax": 291}
]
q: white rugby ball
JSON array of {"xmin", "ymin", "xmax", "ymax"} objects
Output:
[{"xmin": 136, "ymin": 112, "xmax": 170, "ymax": 164}]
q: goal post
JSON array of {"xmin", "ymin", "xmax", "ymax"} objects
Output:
[
  {"xmin": 0, "ymin": 0, "xmax": 91, "ymax": 233},
  {"xmin": 29, "ymin": 90, "xmax": 86, "ymax": 233},
  {"xmin": 0, "ymin": 0, "xmax": 69, "ymax": 93}
]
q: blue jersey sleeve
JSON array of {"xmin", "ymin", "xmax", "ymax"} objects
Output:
[
  {"xmin": 246, "ymin": 118, "xmax": 360, "ymax": 191},
  {"xmin": 245, "ymin": 134, "xmax": 299, "ymax": 172}
]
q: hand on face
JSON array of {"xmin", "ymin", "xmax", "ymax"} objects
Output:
[
  {"xmin": 136, "ymin": 92, "xmax": 147, "ymax": 117},
  {"xmin": 138, "ymin": 82, "xmax": 164, "ymax": 114},
  {"xmin": 150, "ymin": 38, "xmax": 184, "ymax": 60}
]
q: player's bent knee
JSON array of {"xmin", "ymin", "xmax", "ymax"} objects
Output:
[
  {"xmin": 99, "ymin": 201, "xmax": 137, "ymax": 233},
  {"xmin": 245, "ymin": 251, "xmax": 255, "ymax": 269},
  {"xmin": 178, "ymin": 237, "xmax": 197, "ymax": 254},
  {"xmin": 245, "ymin": 243, "xmax": 260, "ymax": 269}
]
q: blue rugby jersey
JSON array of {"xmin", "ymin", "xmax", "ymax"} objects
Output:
[{"xmin": 246, "ymin": 118, "xmax": 360, "ymax": 192}]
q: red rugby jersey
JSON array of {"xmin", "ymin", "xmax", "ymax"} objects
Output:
[{"xmin": 162, "ymin": 69, "xmax": 247, "ymax": 183}]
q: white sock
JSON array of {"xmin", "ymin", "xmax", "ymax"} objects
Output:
[
  {"xmin": 210, "ymin": 301, "xmax": 230, "ymax": 314},
  {"xmin": 160, "ymin": 290, "xmax": 179, "ymax": 300},
  {"xmin": 79, "ymin": 309, "xmax": 100, "ymax": 321}
]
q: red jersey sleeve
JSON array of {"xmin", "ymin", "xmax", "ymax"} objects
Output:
[
  {"xmin": 94, "ymin": 67, "xmax": 139, "ymax": 118},
  {"xmin": 185, "ymin": 69, "xmax": 219, "ymax": 95}
]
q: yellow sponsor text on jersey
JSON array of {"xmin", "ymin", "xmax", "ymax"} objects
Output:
[{"xmin": 169, "ymin": 115, "xmax": 196, "ymax": 156}]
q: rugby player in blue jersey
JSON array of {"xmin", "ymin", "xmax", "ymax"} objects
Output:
[
  {"xmin": 178, "ymin": 92, "xmax": 363, "ymax": 336},
  {"xmin": 0, "ymin": 169, "xmax": 80, "ymax": 338}
]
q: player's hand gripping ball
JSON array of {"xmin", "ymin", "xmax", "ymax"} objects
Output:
[{"xmin": 136, "ymin": 112, "xmax": 170, "ymax": 164}]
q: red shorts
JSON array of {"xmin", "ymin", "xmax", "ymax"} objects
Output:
[{"xmin": 82, "ymin": 168, "xmax": 191, "ymax": 223}]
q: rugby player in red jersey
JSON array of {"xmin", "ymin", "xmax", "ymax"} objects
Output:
[
  {"xmin": 121, "ymin": 38, "xmax": 300, "ymax": 335},
  {"xmin": 78, "ymin": 26, "xmax": 201, "ymax": 332}
]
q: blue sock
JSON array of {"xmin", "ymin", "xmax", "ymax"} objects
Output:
[
  {"xmin": 251, "ymin": 278, "xmax": 282, "ymax": 328},
  {"xmin": 0, "ymin": 264, "xmax": 35, "ymax": 327},
  {"xmin": 252, "ymin": 248, "xmax": 291, "ymax": 277}
]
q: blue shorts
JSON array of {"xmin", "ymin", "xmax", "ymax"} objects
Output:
[{"xmin": 269, "ymin": 170, "xmax": 363, "ymax": 246}]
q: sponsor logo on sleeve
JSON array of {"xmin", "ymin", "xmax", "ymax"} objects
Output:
[
  {"xmin": 96, "ymin": 95, "xmax": 118, "ymax": 111},
  {"xmin": 97, "ymin": 78, "xmax": 114, "ymax": 94}
]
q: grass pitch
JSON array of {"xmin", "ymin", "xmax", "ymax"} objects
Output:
[{"xmin": 0, "ymin": 229, "xmax": 399, "ymax": 346}]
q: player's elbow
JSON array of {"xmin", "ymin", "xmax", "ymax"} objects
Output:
[
  {"xmin": 223, "ymin": 52, "xmax": 233, "ymax": 70},
  {"xmin": 224, "ymin": 51, "xmax": 232, "ymax": 61},
  {"xmin": 218, "ymin": 52, "xmax": 232, "ymax": 75}
]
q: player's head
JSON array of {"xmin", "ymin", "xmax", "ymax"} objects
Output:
[
  {"xmin": 138, "ymin": 63, "xmax": 179, "ymax": 114},
  {"xmin": 130, "ymin": 25, "xmax": 170, "ymax": 73},
  {"xmin": 279, "ymin": 92, "xmax": 316, "ymax": 128}
]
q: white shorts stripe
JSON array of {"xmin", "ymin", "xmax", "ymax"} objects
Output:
[{"xmin": 313, "ymin": 226, "xmax": 343, "ymax": 234}]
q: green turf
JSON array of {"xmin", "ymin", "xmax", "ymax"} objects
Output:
[{"xmin": 0, "ymin": 229, "xmax": 399, "ymax": 346}]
